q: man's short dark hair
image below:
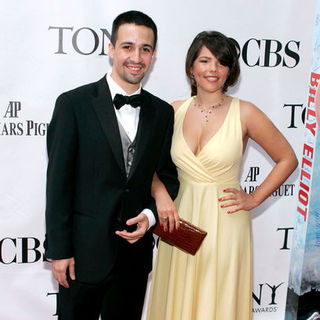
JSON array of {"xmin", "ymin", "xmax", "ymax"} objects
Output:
[{"xmin": 111, "ymin": 10, "xmax": 158, "ymax": 50}]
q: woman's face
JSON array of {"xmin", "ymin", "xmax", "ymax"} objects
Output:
[{"xmin": 191, "ymin": 45, "xmax": 229, "ymax": 94}]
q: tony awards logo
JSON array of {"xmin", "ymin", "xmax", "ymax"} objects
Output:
[
  {"xmin": 48, "ymin": 26, "xmax": 111, "ymax": 56},
  {"xmin": 253, "ymin": 282, "xmax": 285, "ymax": 313}
]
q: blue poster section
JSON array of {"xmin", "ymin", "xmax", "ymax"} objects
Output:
[{"xmin": 285, "ymin": 0, "xmax": 320, "ymax": 318}]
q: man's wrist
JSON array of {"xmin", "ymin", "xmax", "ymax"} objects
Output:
[{"xmin": 141, "ymin": 208, "xmax": 156, "ymax": 230}]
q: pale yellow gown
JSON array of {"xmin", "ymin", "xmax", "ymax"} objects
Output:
[{"xmin": 147, "ymin": 97, "xmax": 252, "ymax": 320}]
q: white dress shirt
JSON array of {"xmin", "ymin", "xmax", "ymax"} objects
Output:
[{"xmin": 106, "ymin": 72, "xmax": 156, "ymax": 229}]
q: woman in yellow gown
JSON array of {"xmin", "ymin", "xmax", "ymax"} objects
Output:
[{"xmin": 147, "ymin": 31, "xmax": 298, "ymax": 320}]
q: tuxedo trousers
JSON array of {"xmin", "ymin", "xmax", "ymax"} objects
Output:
[{"xmin": 57, "ymin": 243, "xmax": 150, "ymax": 320}]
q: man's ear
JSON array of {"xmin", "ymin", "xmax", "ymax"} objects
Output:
[
  {"xmin": 108, "ymin": 42, "xmax": 114, "ymax": 59},
  {"xmin": 151, "ymin": 49, "xmax": 157, "ymax": 64}
]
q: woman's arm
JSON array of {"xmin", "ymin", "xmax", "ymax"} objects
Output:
[
  {"xmin": 219, "ymin": 101, "xmax": 298, "ymax": 213},
  {"xmin": 151, "ymin": 172, "xmax": 180, "ymax": 232}
]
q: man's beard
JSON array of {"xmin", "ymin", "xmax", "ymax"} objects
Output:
[{"xmin": 122, "ymin": 61, "xmax": 146, "ymax": 84}]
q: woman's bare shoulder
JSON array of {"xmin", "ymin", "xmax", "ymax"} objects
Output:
[
  {"xmin": 171, "ymin": 100, "xmax": 187, "ymax": 112},
  {"xmin": 238, "ymin": 99, "xmax": 259, "ymax": 114},
  {"xmin": 238, "ymin": 98, "xmax": 267, "ymax": 121}
]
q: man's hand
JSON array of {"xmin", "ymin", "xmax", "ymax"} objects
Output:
[
  {"xmin": 52, "ymin": 257, "xmax": 75, "ymax": 288},
  {"xmin": 115, "ymin": 213, "xmax": 149, "ymax": 244}
]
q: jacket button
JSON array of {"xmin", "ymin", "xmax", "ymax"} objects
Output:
[{"xmin": 125, "ymin": 188, "xmax": 130, "ymax": 193}]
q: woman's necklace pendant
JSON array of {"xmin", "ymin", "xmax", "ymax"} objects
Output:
[{"xmin": 194, "ymin": 95, "xmax": 225, "ymax": 124}]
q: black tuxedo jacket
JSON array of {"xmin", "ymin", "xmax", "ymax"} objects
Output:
[{"xmin": 45, "ymin": 76, "xmax": 179, "ymax": 283}]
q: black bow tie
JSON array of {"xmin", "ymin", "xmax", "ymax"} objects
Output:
[{"xmin": 113, "ymin": 93, "xmax": 142, "ymax": 110}]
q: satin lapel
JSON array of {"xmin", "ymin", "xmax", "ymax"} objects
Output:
[
  {"xmin": 128, "ymin": 90, "xmax": 155, "ymax": 181},
  {"xmin": 92, "ymin": 77, "xmax": 126, "ymax": 174}
]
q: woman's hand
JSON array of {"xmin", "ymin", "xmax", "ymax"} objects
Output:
[
  {"xmin": 155, "ymin": 189, "xmax": 180, "ymax": 233},
  {"xmin": 218, "ymin": 188, "xmax": 259, "ymax": 214},
  {"xmin": 151, "ymin": 173, "xmax": 180, "ymax": 233}
]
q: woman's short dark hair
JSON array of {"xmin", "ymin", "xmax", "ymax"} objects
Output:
[
  {"xmin": 111, "ymin": 10, "xmax": 158, "ymax": 50},
  {"xmin": 185, "ymin": 31, "xmax": 240, "ymax": 96}
]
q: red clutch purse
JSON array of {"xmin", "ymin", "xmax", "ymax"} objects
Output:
[{"xmin": 153, "ymin": 218, "xmax": 207, "ymax": 255}]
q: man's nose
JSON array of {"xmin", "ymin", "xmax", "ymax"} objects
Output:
[{"xmin": 131, "ymin": 48, "xmax": 142, "ymax": 62}]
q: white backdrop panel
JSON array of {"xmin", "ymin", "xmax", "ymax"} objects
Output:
[{"xmin": 0, "ymin": 1, "xmax": 315, "ymax": 319}]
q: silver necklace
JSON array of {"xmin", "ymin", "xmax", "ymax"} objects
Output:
[{"xmin": 193, "ymin": 95, "xmax": 226, "ymax": 124}]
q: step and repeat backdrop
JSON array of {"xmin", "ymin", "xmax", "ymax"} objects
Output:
[{"xmin": 0, "ymin": 1, "xmax": 316, "ymax": 319}]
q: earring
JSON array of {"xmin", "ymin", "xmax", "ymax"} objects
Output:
[{"xmin": 191, "ymin": 74, "xmax": 197, "ymax": 86}]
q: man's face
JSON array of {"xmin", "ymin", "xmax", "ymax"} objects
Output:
[{"xmin": 109, "ymin": 23, "xmax": 156, "ymax": 93}]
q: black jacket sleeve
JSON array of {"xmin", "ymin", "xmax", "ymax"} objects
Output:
[{"xmin": 44, "ymin": 93, "xmax": 77, "ymax": 259}]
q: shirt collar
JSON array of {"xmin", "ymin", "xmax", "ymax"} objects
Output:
[{"xmin": 106, "ymin": 72, "xmax": 141, "ymax": 101}]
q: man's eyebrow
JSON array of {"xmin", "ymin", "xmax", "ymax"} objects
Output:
[
  {"xmin": 120, "ymin": 41, "xmax": 153, "ymax": 49},
  {"xmin": 120, "ymin": 41, "xmax": 134, "ymax": 46}
]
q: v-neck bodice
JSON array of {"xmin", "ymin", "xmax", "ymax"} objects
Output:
[{"xmin": 171, "ymin": 96, "xmax": 243, "ymax": 184}]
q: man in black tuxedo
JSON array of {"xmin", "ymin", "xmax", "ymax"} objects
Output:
[{"xmin": 45, "ymin": 10, "xmax": 179, "ymax": 320}]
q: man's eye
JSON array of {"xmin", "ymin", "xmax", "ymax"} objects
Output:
[
  {"xmin": 142, "ymin": 47, "xmax": 151, "ymax": 53},
  {"xmin": 123, "ymin": 46, "xmax": 131, "ymax": 50},
  {"xmin": 200, "ymin": 60, "xmax": 208, "ymax": 63}
]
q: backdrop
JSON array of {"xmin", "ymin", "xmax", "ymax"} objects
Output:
[{"xmin": 0, "ymin": 1, "xmax": 316, "ymax": 319}]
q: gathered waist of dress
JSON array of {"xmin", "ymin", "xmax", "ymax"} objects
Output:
[{"xmin": 178, "ymin": 174, "xmax": 240, "ymax": 188}]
